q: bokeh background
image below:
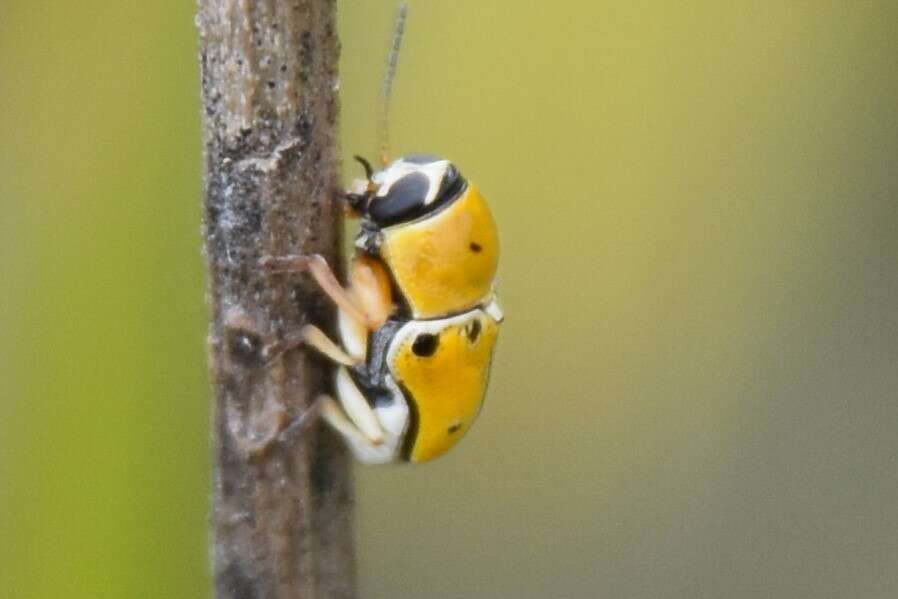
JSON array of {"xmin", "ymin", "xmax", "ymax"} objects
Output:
[{"xmin": 3, "ymin": 1, "xmax": 897, "ymax": 598}]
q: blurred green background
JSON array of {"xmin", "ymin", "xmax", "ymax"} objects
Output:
[{"xmin": 3, "ymin": 1, "xmax": 897, "ymax": 598}]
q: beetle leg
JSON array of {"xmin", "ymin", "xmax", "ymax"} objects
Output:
[
  {"xmin": 260, "ymin": 253, "xmax": 371, "ymax": 328},
  {"xmin": 334, "ymin": 366, "xmax": 386, "ymax": 444},
  {"xmin": 278, "ymin": 394, "xmax": 326, "ymax": 445},
  {"xmin": 347, "ymin": 255, "xmax": 395, "ymax": 328},
  {"xmin": 320, "ymin": 395, "xmax": 398, "ymax": 464},
  {"xmin": 262, "ymin": 324, "xmax": 360, "ymax": 367}
]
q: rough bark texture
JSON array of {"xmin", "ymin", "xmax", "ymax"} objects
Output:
[{"xmin": 197, "ymin": 1, "xmax": 356, "ymax": 597}]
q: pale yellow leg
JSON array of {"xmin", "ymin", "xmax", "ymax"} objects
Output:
[
  {"xmin": 320, "ymin": 396, "xmax": 397, "ymax": 464},
  {"xmin": 261, "ymin": 324, "xmax": 360, "ymax": 367},
  {"xmin": 320, "ymin": 396, "xmax": 373, "ymax": 445},
  {"xmin": 290, "ymin": 325, "xmax": 357, "ymax": 366},
  {"xmin": 261, "ymin": 334, "xmax": 383, "ymax": 444},
  {"xmin": 334, "ymin": 367, "xmax": 385, "ymax": 444},
  {"xmin": 348, "ymin": 256, "xmax": 395, "ymax": 328},
  {"xmin": 260, "ymin": 253, "xmax": 371, "ymax": 328}
]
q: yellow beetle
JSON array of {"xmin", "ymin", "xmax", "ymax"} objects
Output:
[
  {"xmin": 346, "ymin": 155, "xmax": 499, "ymax": 320},
  {"xmin": 323, "ymin": 297, "xmax": 503, "ymax": 463},
  {"xmin": 262, "ymin": 155, "xmax": 503, "ymax": 463}
]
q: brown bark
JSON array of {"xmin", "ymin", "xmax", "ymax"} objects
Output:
[{"xmin": 196, "ymin": 1, "xmax": 355, "ymax": 597}]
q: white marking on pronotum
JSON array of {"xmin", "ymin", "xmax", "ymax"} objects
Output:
[{"xmin": 372, "ymin": 158, "xmax": 452, "ymax": 207}]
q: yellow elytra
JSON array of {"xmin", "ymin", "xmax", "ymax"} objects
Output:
[
  {"xmin": 387, "ymin": 308, "xmax": 501, "ymax": 462},
  {"xmin": 380, "ymin": 183, "xmax": 497, "ymax": 319}
]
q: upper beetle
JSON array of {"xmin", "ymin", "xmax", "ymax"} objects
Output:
[{"xmin": 346, "ymin": 154, "xmax": 500, "ymax": 320}]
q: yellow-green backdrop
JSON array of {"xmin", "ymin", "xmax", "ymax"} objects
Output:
[{"xmin": 3, "ymin": 2, "xmax": 897, "ymax": 598}]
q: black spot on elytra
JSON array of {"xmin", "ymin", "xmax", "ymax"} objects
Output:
[
  {"xmin": 447, "ymin": 422, "xmax": 462, "ymax": 434},
  {"xmin": 412, "ymin": 333, "xmax": 439, "ymax": 357},
  {"xmin": 466, "ymin": 319, "xmax": 481, "ymax": 342},
  {"xmin": 470, "ymin": 242, "xmax": 482, "ymax": 252}
]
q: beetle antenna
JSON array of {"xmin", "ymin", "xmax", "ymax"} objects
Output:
[
  {"xmin": 353, "ymin": 155, "xmax": 374, "ymax": 181},
  {"xmin": 346, "ymin": 155, "xmax": 376, "ymax": 213},
  {"xmin": 379, "ymin": 2, "xmax": 408, "ymax": 167}
]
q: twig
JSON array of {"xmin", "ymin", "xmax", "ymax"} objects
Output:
[{"xmin": 196, "ymin": 1, "xmax": 356, "ymax": 597}]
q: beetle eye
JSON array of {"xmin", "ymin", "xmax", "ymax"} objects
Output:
[{"xmin": 368, "ymin": 172, "xmax": 431, "ymax": 226}]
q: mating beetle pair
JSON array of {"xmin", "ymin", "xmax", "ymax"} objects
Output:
[
  {"xmin": 260, "ymin": 4, "xmax": 501, "ymax": 463},
  {"xmin": 265, "ymin": 156, "xmax": 502, "ymax": 463}
]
